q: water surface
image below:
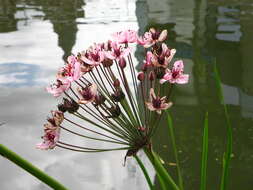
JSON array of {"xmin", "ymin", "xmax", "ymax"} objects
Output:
[{"xmin": 0, "ymin": 0, "xmax": 253, "ymax": 189}]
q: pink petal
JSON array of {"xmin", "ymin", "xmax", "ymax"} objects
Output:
[
  {"xmin": 121, "ymin": 47, "xmax": 131, "ymax": 58},
  {"xmin": 104, "ymin": 51, "xmax": 116, "ymax": 60},
  {"xmin": 149, "ymin": 88, "xmax": 156, "ymax": 100},
  {"xmin": 160, "ymin": 79, "xmax": 168, "ymax": 84},
  {"xmin": 173, "ymin": 60, "xmax": 184, "ymax": 72},
  {"xmin": 145, "ymin": 51, "xmax": 154, "ymax": 66},
  {"xmin": 90, "ymin": 83, "xmax": 98, "ymax": 96},
  {"xmin": 161, "ymin": 102, "xmax": 173, "ymax": 110},
  {"xmin": 81, "ymin": 56, "xmax": 94, "ymax": 65},
  {"xmin": 176, "ymin": 74, "xmax": 189, "ymax": 84},
  {"xmin": 146, "ymin": 102, "xmax": 156, "ymax": 111},
  {"xmin": 158, "ymin": 30, "xmax": 167, "ymax": 42},
  {"xmin": 73, "ymin": 61, "xmax": 81, "ymax": 80},
  {"xmin": 166, "ymin": 49, "xmax": 176, "ymax": 63}
]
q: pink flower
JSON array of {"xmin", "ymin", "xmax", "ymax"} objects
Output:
[
  {"xmin": 36, "ymin": 120, "xmax": 60, "ymax": 150},
  {"xmin": 153, "ymin": 44, "xmax": 176, "ymax": 68},
  {"xmin": 57, "ymin": 55, "xmax": 81, "ymax": 82},
  {"xmin": 78, "ymin": 83, "xmax": 98, "ymax": 104},
  {"xmin": 46, "ymin": 79, "xmax": 70, "ymax": 97},
  {"xmin": 81, "ymin": 45, "xmax": 105, "ymax": 66},
  {"xmin": 104, "ymin": 42, "xmax": 131, "ymax": 61},
  {"xmin": 138, "ymin": 28, "xmax": 168, "ymax": 48},
  {"xmin": 160, "ymin": 60, "xmax": 189, "ymax": 84},
  {"xmin": 112, "ymin": 30, "xmax": 137, "ymax": 44},
  {"xmin": 146, "ymin": 88, "xmax": 172, "ymax": 114},
  {"xmin": 144, "ymin": 51, "xmax": 155, "ymax": 66},
  {"xmin": 51, "ymin": 110, "xmax": 64, "ymax": 126},
  {"xmin": 36, "ymin": 128, "xmax": 60, "ymax": 150}
]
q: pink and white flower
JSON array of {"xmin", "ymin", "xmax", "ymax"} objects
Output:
[
  {"xmin": 112, "ymin": 29, "xmax": 137, "ymax": 44},
  {"xmin": 153, "ymin": 43, "xmax": 176, "ymax": 68},
  {"xmin": 160, "ymin": 60, "xmax": 189, "ymax": 84},
  {"xmin": 51, "ymin": 110, "xmax": 64, "ymax": 126},
  {"xmin": 36, "ymin": 128, "xmax": 60, "ymax": 150},
  {"xmin": 104, "ymin": 42, "xmax": 131, "ymax": 61},
  {"xmin": 78, "ymin": 83, "xmax": 98, "ymax": 104},
  {"xmin": 146, "ymin": 88, "xmax": 172, "ymax": 114},
  {"xmin": 46, "ymin": 79, "xmax": 70, "ymax": 97},
  {"xmin": 143, "ymin": 51, "xmax": 155, "ymax": 66},
  {"xmin": 138, "ymin": 28, "xmax": 167, "ymax": 48},
  {"xmin": 57, "ymin": 55, "xmax": 81, "ymax": 82},
  {"xmin": 81, "ymin": 45, "xmax": 105, "ymax": 66}
]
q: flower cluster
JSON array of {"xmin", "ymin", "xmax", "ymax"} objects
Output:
[{"xmin": 37, "ymin": 28, "xmax": 189, "ymax": 157}]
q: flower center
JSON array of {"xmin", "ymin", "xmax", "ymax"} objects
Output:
[
  {"xmin": 47, "ymin": 133, "xmax": 55, "ymax": 141},
  {"xmin": 82, "ymin": 89, "xmax": 93, "ymax": 100},
  {"xmin": 91, "ymin": 52, "xmax": 100, "ymax": 62},
  {"xmin": 114, "ymin": 49, "xmax": 121, "ymax": 57},
  {"xmin": 152, "ymin": 98, "xmax": 161, "ymax": 108},
  {"xmin": 172, "ymin": 71, "xmax": 179, "ymax": 79}
]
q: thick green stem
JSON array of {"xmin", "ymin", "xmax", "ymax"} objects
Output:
[
  {"xmin": 134, "ymin": 155, "xmax": 154, "ymax": 190},
  {"xmin": 0, "ymin": 144, "xmax": 68, "ymax": 190},
  {"xmin": 144, "ymin": 147, "xmax": 180, "ymax": 190}
]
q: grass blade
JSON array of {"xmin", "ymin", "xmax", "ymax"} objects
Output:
[
  {"xmin": 214, "ymin": 64, "xmax": 233, "ymax": 190},
  {"xmin": 200, "ymin": 112, "xmax": 209, "ymax": 190},
  {"xmin": 134, "ymin": 155, "xmax": 154, "ymax": 190},
  {"xmin": 0, "ymin": 144, "xmax": 68, "ymax": 190},
  {"xmin": 167, "ymin": 111, "xmax": 184, "ymax": 190}
]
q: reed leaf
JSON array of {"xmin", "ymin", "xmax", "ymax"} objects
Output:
[
  {"xmin": 167, "ymin": 111, "xmax": 184, "ymax": 190},
  {"xmin": 0, "ymin": 144, "xmax": 68, "ymax": 190},
  {"xmin": 200, "ymin": 112, "xmax": 209, "ymax": 190},
  {"xmin": 144, "ymin": 148, "xmax": 180, "ymax": 190},
  {"xmin": 214, "ymin": 64, "xmax": 233, "ymax": 190},
  {"xmin": 134, "ymin": 155, "xmax": 154, "ymax": 190}
]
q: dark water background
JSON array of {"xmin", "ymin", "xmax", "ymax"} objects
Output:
[{"xmin": 0, "ymin": 0, "xmax": 253, "ymax": 189}]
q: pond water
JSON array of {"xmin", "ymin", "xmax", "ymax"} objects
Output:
[{"xmin": 0, "ymin": 0, "xmax": 253, "ymax": 189}]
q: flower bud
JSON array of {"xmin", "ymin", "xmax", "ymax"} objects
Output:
[
  {"xmin": 113, "ymin": 79, "xmax": 120, "ymax": 88},
  {"xmin": 111, "ymin": 90, "xmax": 125, "ymax": 102},
  {"xmin": 137, "ymin": 72, "xmax": 145, "ymax": 81},
  {"xmin": 51, "ymin": 110, "xmax": 64, "ymax": 126},
  {"xmin": 102, "ymin": 58, "xmax": 113, "ymax": 67},
  {"xmin": 149, "ymin": 71, "xmax": 155, "ymax": 81},
  {"xmin": 94, "ymin": 94, "xmax": 106, "ymax": 106},
  {"xmin": 119, "ymin": 58, "xmax": 126, "ymax": 69},
  {"xmin": 58, "ymin": 98, "xmax": 79, "ymax": 113},
  {"xmin": 108, "ymin": 105, "xmax": 121, "ymax": 118}
]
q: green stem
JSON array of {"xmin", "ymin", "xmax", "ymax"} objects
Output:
[
  {"xmin": 167, "ymin": 112, "xmax": 184, "ymax": 190},
  {"xmin": 134, "ymin": 155, "xmax": 154, "ymax": 190},
  {"xmin": 0, "ymin": 144, "xmax": 68, "ymax": 190},
  {"xmin": 144, "ymin": 147, "xmax": 180, "ymax": 190}
]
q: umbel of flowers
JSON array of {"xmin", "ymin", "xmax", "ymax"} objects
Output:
[{"xmin": 37, "ymin": 28, "xmax": 189, "ymax": 160}]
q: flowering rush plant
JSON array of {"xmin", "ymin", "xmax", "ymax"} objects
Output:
[{"xmin": 37, "ymin": 28, "xmax": 189, "ymax": 189}]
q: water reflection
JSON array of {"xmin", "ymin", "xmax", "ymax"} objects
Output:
[
  {"xmin": 136, "ymin": 0, "xmax": 253, "ymax": 189},
  {"xmin": 0, "ymin": 0, "xmax": 253, "ymax": 189},
  {"xmin": 0, "ymin": 0, "xmax": 17, "ymax": 32},
  {"xmin": 0, "ymin": 0, "xmax": 146, "ymax": 189}
]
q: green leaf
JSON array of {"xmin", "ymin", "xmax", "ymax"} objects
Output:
[
  {"xmin": 144, "ymin": 148, "xmax": 180, "ymax": 190},
  {"xmin": 0, "ymin": 144, "xmax": 68, "ymax": 190},
  {"xmin": 167, "ymin": 111, "xmax": 184, "ymax": 190},
  {"xmin": 134, "ymin": 155, "xmax": 154, "ymax": 190},
  {"xmin": 200, "ymin": 112, "xmax": 209, "ymax": 190},
  {"xmin": 214, "ymin": 64, "xmax": 233, "ymax": 190}
]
